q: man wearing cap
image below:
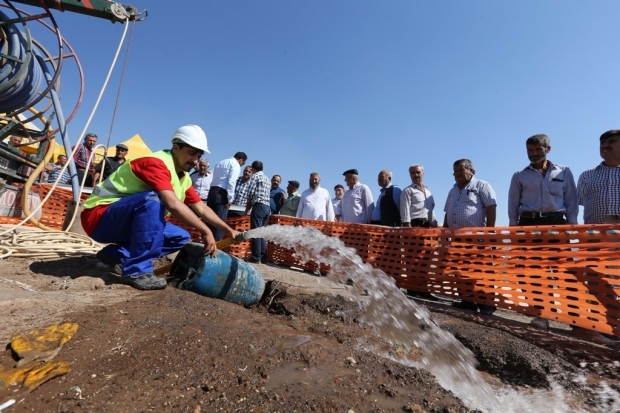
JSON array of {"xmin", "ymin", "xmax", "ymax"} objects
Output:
[
  {"xmin": 207, "ymin": 151, "xmax": 248, "ymax": 241},
  {"xmin": 508, "ymin": 134, "xmax": 578, "ymax": 227},
  {"xmin": 336, "ymin": 169, "xmax": 374, "ymax": 224},
  {"xmin": 81, "ymin": 125, "xmax": 238, "ymax": 291},
  {"xmin": 370, "ymin": 169, "xmax": 402, "ymax": 227},
  {"xmin": 296, "ymin": 172, "xmax": 335, "ymax": 221},
  {"xmin": 92, "ymin": 143, "xmax": 129, "ymax": 185},
  {"xmin": 279, "ymin": 180, "xmax": 301, "ymax": 217},
  {"xmin": 191, "ymin": 158, "xmax": 212, "ymax": 205}
]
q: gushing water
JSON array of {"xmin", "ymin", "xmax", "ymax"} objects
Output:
[{"xmin": 247, "ymin": 225, "xmax": 615, "ymax": 413}]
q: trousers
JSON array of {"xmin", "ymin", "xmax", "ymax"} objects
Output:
[
  {"xmin": 206, "ymin": 186, "xmax": 228, "ymax": 241},
  {"xmin": 250, "ymin": 203, "xmax": 270, "ymax": 261},
  {"xmin": 89, "ymin": 191, "xmax": 190, "ymax": 276}
]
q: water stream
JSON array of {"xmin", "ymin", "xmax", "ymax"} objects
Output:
[{"xmin": 246, "ymin": 224, "xmax": 616, "ymax": 413}]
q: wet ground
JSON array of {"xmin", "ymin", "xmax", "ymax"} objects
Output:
[{"xmin": 0, "ymin": 256, "xmax": 619, "ymax": 412}]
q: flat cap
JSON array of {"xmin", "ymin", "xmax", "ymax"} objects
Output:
[
  {"xmin": 115, "ymin": 143, "xmax": 129, "ymax": 151},
  {"xmin": 342, "ymin": 168, "xmax": 358, "ymax": 176},
  {"xmin": 288, "ymin": 180, "xmax": 300, "ymax": 189}
]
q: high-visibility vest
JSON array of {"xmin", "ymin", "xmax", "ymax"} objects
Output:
[{"xmin": 83, "ymin": 150, "xmax": 191, "ymax": 210}]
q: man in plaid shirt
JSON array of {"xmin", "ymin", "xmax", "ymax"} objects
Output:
[
  {"xmin": 578, "ymin": 129, "xmax": 620, "ymax": 225},
  {"xmin": 245, "ymin": 161, "xmax": 271, "ymax": 263},
  {"xmin": 73, "ymin": 133, "xmax": 98, "ymax": 186},
  {"xmin": 233, "ymin": 165, "xmax": 253, "ymax": 206}
]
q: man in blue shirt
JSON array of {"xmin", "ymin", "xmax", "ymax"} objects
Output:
[
  {"xmin": 370, "ymin": 169, "xmax": 402, "ymax": 226},
  {"xmin": 269, "ymin": 174, "xmax": 286, "ymax": 214}
]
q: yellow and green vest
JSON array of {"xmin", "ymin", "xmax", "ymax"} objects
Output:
[{"xmin": 83, "ymin": 150, "xmax": 192, "ymax": 211}]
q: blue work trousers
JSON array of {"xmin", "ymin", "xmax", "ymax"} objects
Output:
[
  {"xmin": 250, "ymin": 203, "xmax": 270, "ymax": 261},
  {"xmin": 206, "ymin": 186, "xmax": 228, "ymax": 241},
  {"xmin": 90, "ymin": 191, "xmax": 190, "ymax": 276}
]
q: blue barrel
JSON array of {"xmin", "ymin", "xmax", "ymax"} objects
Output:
[{"xmin": 169, "ymin": 242, "xmax": 265, "ymax": 306}]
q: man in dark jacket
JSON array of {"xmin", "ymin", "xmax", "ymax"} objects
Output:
[{"xmin": 370, "ymin": 169, "xmax": 402, "ymax": 226}]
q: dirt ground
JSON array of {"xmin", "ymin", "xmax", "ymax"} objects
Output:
[{"xmin": 0, "ymin": 254, "xmax": 619, "ymax": 413}]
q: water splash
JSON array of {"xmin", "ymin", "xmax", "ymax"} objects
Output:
[{"xmin": 247, "ymin": 224, "xmax": 611, "ymax": 413}]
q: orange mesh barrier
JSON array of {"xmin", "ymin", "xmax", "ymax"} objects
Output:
[
  {"xmin": 216, "ymin": 216, "xmax": 620, "ymax": 336},
  {"xmin": 16, "ymin": 189, "xmax": 618, "ymax": 336},
  {"xmin": 0, "ymin": 184, "xmax": 87, "ymax": 229}
]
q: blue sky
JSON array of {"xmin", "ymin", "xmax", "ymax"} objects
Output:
[{"xmin": 22, "ymin": 1, "xmax": 620, "ymax": 225}]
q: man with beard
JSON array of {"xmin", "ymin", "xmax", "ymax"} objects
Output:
[
  {"xmin": 269, "ymin": 175, "xmax": 286, "ymax": 214},
  {"xmin": 508, "ymin": 134, "xmax": 578, "ymax": 226},
  {"xmin": 296, "ymin": 172, "xmax": 335, "ymax": 221},
  {"xmin": 81, "ymin": 125, "xmax": 238, "ymax": 290}
]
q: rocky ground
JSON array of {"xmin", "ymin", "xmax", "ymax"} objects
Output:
[{"xmin": 0, "ymin": 254, "xmax": 619, "ymax": 413}]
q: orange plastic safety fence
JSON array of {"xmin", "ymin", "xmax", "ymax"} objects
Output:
[
  {"xmin": 221, "ymin": 217, "xmax": 620, "ymax": 336},
  {"xmin": 0, "ymin": 184, "xmax": 88, "ymax": 229}
]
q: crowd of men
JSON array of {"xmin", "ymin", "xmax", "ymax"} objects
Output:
[{"xmin": 74, "ymin": 124, "xmax": 618, "ymax": 344}]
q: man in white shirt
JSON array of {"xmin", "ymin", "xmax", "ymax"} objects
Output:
[
  {"xmin": 191, "ymin": 158, "xmax": 212, "ymax": 204},
  {"xmin": 207, "ymin": 151, "xmax": 247, "ymax": 240},
  {"xmin": 400, "ymin": 164, "xmax": 437, "ymax": 228},
  {"xmin": 332, "ymin": 184, "xmax": 344, "ymax": 220},
  {"xmin": 336, "ymin": 168, "xmax": 374, "ymax": 224},
  {"xmin": 296, "ymin": 172, "xmax": 335, "ymax": 221}
]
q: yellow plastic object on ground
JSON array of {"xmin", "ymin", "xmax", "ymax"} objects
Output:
[
  {"xmin": 0, "ymin": 360, "xmax": 72, "ymax": 390},
  {"xmin": 10, "ymin": 322, "xmax": 78, "ymax": 365},
  {"xmin": 0, "ymin": 323, "xmax": 77, "ymax": 392}
]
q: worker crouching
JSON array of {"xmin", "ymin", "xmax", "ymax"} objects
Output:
[{"xmin": 80, "ymin": 125, "xmax": 238, "ymax": 290}]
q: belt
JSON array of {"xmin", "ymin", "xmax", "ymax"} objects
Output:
[
  {"xmin": 76, "ymin": 167, "xmax": 86, "ymax": 171},
  {"xmin": 411, "ymin": 218, "xmax": 431, "ymax": 228},
  {"xmin": 519, "ymin": 211, "xmax": 564, "ymax": 219},
  {"xmin": 605, "ymin": 214, "xmax": 620, "ymax": 219}
]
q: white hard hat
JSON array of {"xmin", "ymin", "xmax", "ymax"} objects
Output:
[{"xmin": 171, "ymin": 124, "xmax": 209, "ymax": 153}]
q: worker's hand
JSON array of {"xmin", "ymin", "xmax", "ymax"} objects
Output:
[
  {"xmin": 225, "ymin": 202, "xmax": 231, "ymax": 210},
  {"xmin": 224, "ymin": 228, "xmax": 240, "ymax": 241},
  {"xmin": 281, "ymin": 191, "xmax": 287, "ymax": 200},
  {"xmin": 201, "ymin": 230, "xmax": 217, "ymax": 257}
]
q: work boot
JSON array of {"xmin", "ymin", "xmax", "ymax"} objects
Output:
[
  {"xmin": 96, "ymin": 250, "xmax": 122, "ymax": 275},
  {"xmin": 124, "ymin": 273, "xmax": 167, "ymax": 291}
]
